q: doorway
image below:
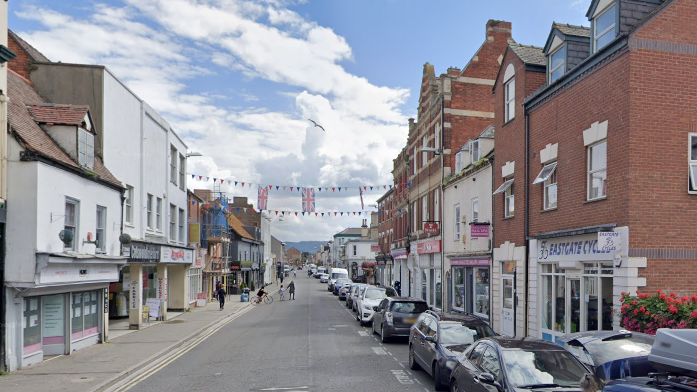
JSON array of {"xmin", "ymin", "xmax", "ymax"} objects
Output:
[{"xmin": 501, "ymin": 274, "xmax": 514, "ymax": 337}]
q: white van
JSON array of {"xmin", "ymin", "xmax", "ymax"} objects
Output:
[
  {"xmin": 328, "ymin": 268, "xmax": 349, "ymax": 286},
  {"xmin": 315, "ymin": 267, "xmax": 327, "ymax": 278}
]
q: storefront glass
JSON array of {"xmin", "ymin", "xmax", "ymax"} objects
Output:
[
  {"xmin": 142, "ymin": 266, "xmax": 158, "ymax": 304},
  {"xmin": 421, "ymin": 270, "xmax": 427, "ymax": 301},
  {"xmin": 23, "ymin": 297, "xmax": 41, "ymax": 356},
  {"xmin": 71, "ymin": 291, "xmax": 99, "ymax": 341},
  {"xmin": 435, "ymin": 269, "xmax": 442, "ymax": 309},
  {"xmin": 473, "ymin": 267, "xmax": 489, "ymax": 318},
  {"xmin": 188, "ymin": 268, "xmax": 202, "ymax": 304},
  {"xmin": 453, "ymin": 268, "xmax": 465, "ymax": 310}
]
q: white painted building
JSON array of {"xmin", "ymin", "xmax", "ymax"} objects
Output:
[
  {"xmin": 261, "ymin": 214, "xmax": 273, "ymax": 285},
  {"xmin": 4, "ymin": 72, "xmax": 126, "ymax": 371},
  {"xmin": 442, "ymin": 126, "xmax": 494, "ymax": 323},
  {"xmin": 343, "ymin": 239, "xmax": 379, "ymax": 282},
  {"xmin": 332, "ymin": 228, "xmax": 362, "ymax": 269}
]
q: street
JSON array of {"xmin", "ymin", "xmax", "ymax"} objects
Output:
[{"xmin": 112, "ymin": 275, "xmax": 437, "ymax": 392}]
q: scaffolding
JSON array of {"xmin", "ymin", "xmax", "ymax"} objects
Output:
[{"xmin": 200, "ymin": 187, "xmax": 231, "ymax": 270}]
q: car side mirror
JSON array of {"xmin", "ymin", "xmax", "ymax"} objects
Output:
[
  {"xmin": 424, "ymin": 336, "xmax": 437, "ymax": 345},
  {"xmin": 479, "ymin": 373, "xmax": 502, "ymax": 391}
]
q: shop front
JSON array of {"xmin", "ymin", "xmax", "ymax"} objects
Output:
[
  {"xmin": 391, "ymin": 248, "xmax": 407, "ymax": 296},
  {"xmin": 416, "ymin": 239, "xmax": 442, "ymax": 310},
  {"xmin": 450, "ymin": 258, "xmax": 490, "ymax": 320},
  {"xmin": 530, "ymin": 230, "xmax": 627, "ymax": 344}
]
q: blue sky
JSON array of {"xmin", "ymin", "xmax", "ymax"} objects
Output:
[{"xmin": 8, "ymin": 0, "xmax": 591, "ymax": 242}]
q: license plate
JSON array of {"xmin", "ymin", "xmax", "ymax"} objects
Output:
[{"xmin": 404, "ymin": 318, "xmax": 416, "ymax": 323}]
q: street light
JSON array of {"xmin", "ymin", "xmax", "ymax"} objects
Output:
[{"xmin": 186, "ymin": 151, "xmax": 203, "ymax": 157}]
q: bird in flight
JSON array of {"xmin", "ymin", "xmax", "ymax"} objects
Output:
[{"xmin": 308, "ymin": 119, "xmax": 325, "ymax": 131}]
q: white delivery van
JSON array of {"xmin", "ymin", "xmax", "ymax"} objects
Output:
[{"xmin": 328, "ymin": 268, "xmax": 349, "ymax": 286}]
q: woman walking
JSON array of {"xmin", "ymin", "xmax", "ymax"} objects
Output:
[
  {"xmin": 288, "ymin": 280, "xmax": 296, "ymax": 300},
  {"xmin": 217, "ymin": 285, "xmax": 226, "ymax": 310}
]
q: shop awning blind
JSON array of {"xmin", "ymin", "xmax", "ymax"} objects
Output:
[
  {"xmin": 492, "ymin": 179, "xmax": 514, "ymax": 195},
  {"xmin": 532, "ymin": 162, "xmax": 558, "ymax": 185}
]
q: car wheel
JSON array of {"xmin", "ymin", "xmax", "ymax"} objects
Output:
[
  {"xmin": 408, "ymin": 345, "xmax": 420, "ymax": 370},
  {"xmin": 434, "ymin": 363, "xmax": 446, "ymax": 391},
  {"xmin": 450, "ymin": 380, "xmax": 458, "ymax": 392},
  {"xmin": 380, "ymin": 325, "xmax": 388, "ymax": 343}
]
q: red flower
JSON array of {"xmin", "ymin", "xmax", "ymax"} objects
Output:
[
  {"xmin": 682, "ymin": 296, "xmax": 689, "ymax": 302},
  {"xmin": 621, "ymin": 292, "xmax": 626, "ymax": 296},
  {"xmin": 691, "ymin": 295, "xmax": 697, "ymax": 303},
  {"xmin": 645, "ymin": 311, "xmax": 650, "ymax": 316},
  {"xmin": 691, "ymin": 311, "xmax": 697, "ymax": 318},
  {"xmin": 634, "ymin": 309, "xmax": 640, "ymax": 316},
  {"xmin": 632, "ymin": 300, "xmax": 638, "ymax": 306},
  {"xmin": 640, "ymin": 306, "xmax": 646, "ymax": 312},
  {"xmin": 675, "ymin": 300, "xmax": 682, "ymax": 305},
  {"xmin": 670, "ymin": 292, "xmax": 677, "ymax": 298},
  {"xmin": 666, "ymin": 297, "xmax": 673, "ymax": 304},
  {"xmin": 620, "ymin": 297, "xmax": 625, "ymax": 302},
  {"xmin": 669, "ymin": 306, "xmax": 679, "ymax": 314},
  {"xmin": 657, "ymin": 290, "xmax": 662, "ymax": 294},
  {"xmin": 660, "ymin": 294, "xmax": 667, "ymax": 300}
]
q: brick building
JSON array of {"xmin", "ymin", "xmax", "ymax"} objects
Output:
[
  {"xmin": 389, "ymin": 148, "xmax": 410, "ymax": 295},
  {"xmin": 406, "ymin": 19, "xmax": 512, "ymax": 310},
  {"xmin": 286, "ymin": 247, "xmax": 302, "ymax": 265},
  {"xmin": 376, "ymin": 188, "xmax": 394, "ymax": 287}
]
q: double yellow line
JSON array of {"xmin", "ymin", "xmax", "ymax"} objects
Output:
[{"xmin": 110, "ymin": 305, "xmax": 254, "ymax": 392}]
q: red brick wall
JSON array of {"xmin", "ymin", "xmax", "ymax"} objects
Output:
[{"xmin": 8, "ymin": 34, "xmax": 34, "ymax": 80}]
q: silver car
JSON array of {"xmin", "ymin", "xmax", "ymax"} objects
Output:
[{"xmin": 319, "ymin": 273, "xmax": 329, "ymax": 283}]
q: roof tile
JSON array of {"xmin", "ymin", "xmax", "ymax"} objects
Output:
[
  {"xmin": 553, "ymin": 22, "xmax": 591, "ymax": 38},
  {"xmin": 508, "ymin": 43, "xmax": 546, "ymax": 66},
  {"xmin": 28, "ymin": 104, "xmax": 90, "ymax": 126}
]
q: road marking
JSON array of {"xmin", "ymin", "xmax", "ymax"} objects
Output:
[
  {"xmin": 258, "ymin": 388, "xmax": 309, "ymax": 391},
  {"xmin": 358, "ymin": 331, "xmax": 369, "ymax": 336},
  {"xmin": 327, "ymin": 328, "xmax": 336, "ymax": 330},
  {"xmin": 372, "ymin": 347, "xmax": 387, "ymax": 355},
  {"xmin": 391, "ymin": 370, "xmax": 414, "ymax": 385},
  {"xmin": 399, "ymin": 363, "xmax": 405, "ymax": 368}
]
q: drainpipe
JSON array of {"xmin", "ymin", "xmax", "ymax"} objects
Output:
[
  {"xmin": 490, "ymin": 154, "xmax": 495, "ymax": 331},
  {"xmin": 523, "ymin": 112, "xmax": 531, "ymax": 337},
  {"xmin": 0, "ymin": 92, "xmax": 7, "ymax": 371},
  {"xmin": 439, "ymin": 93, "xmax": 445, "ymax": 311}
]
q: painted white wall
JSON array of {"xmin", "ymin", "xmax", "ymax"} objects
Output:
[
  {"xmin": 261, "ymin": 216, "xmax": 273, "ymax": 283},
  {"xmin": 343, "ymin": 240, "xmax": 378, "ymax": 264}
]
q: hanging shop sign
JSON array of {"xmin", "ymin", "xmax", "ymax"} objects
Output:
[
  {"xmin": 417, "ymin": 240, "xmax": 441, "ymax": 254},
  {"xmin": 370, "ymin": 244, "xmax": 380, "ymax": 252},
  {"xmin": 391, "ymin": 249, "xmax": 407, "ymax": 259},
  {"xmin": 160, "ymin": 246, "xmax": 194, "ymax": 264},
  {"xmin": 423, "ymin": 222, "xmax": 440, "ymax": 235}
]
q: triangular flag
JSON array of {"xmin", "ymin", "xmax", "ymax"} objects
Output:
[
  {"xmin": 206, "ymin": 177, "xmax": 209, "ymax": 181},
  {"xmin": 252, "ymin": 208, "xmax": 255, "ymax": 212},
  {"xmin": 370, "ymin": 186, "xmax": 373, "ymax": 191},
  {"xmin": 389, "ymin": 185, "xmax": 392, "ymax": 189},
  {"xmin": 321, "ymin": 213, "xmax": 324, "ymax": 217},
  {"xmin": 283, "ymin": 186, "xmax": 287, "ymax": 191},
  {"xmin": 332, "ymin": 188, "xmax": 335, "ymax": 192},
  {"xmin": 315, "ymin": 212, "xmax": 318, "ymax": 216},
  {"xmin": 241, "ymin": 182, "xmax": 245, "ymax": 186},
  {"xmin": 384, "ymin": 185, "xmax": 386, "ymax": 189},
  {"xmin": 295, "ymin": 212, "xmax": 298, "ymax": 216},
  {"xmin": 275, "ymin": 211, "xmax": 278, "ymax": 215},
  {"xmin": 353, "ymin": 212, "xmax": 356, "ymax": 215},
  {"xmin": 268, "ymin": 185, "xmax": 273, "ymax": 190},
  {"xmin": 363, "ymin": 186, "xmax": 367, "ymax": 191},
  {"xmin": 334, "ymin": 212, "xmax": 337, "ymax": 216},
  {"xmin": 276, "ymin": 186, "xmax": 280, "ymax": 190},
  {"xmin": 318, "ymin": 187, "xmax": 322, "ymax": 192},
  {"xmin": 213, "ymin": 178, "xmax": 217, "ymax": 182},
  {"xmin": 236, "ymin": 207, "xmax": 240, "ymax": 212},
  {"xmin": 234, "ymin": 181, "xmax": 237, "ymax": 185},
  {"xmin": 302, "ymin": 212, "xmax": 305, "ymax": 216},
  {"xmin": 338, "ymin": 187, "xmax": 342, "ymax": 192},
  {"xmin": 243, "ymin": 207, "xmax": 247, "ymax": 212},
  {"xmin": 378, "ymin": 211, "xmax": 382, "ymax": 214},
  {"xmin": 191, "ymin": 174, "xmax": 195, "ymax": 179},
  {"xmin": 407, "ymin": 182, "xmax": 411, "ymax": 187},
  {"xmin": 199, "ymin": 176, "xmax": 203, "ymax": 180},
  {"xmin": 340, "ymin": 212, "xmax": 344, "ymax": 216}
]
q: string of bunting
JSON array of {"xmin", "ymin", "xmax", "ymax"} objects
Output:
[
  {"xmin": 190, "ymin": 200, "xmax": 407, "ymax": 218},
  {"xmin": 186, "ymin": 173, "xmax": 411, "ymax": 191}
]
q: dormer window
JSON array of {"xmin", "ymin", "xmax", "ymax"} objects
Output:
[
  {"xmin": 78, "ymin": 128, "xmax": 95, "ymax": 169},
  {"xmin": 549, "ymin": 45, "xmax": 566, "ymax": 83},
  {"xmin": 593, "ymin": 3, "xmax": 617, "ymax": 52},
  {"xmin": 469, "ymin": 140, "xmax": 480, "ymax": 164}
]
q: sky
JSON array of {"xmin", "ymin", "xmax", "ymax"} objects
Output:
[{"xmin": 8, "ymin": 0, "xmax": 591, "ymax": 243}]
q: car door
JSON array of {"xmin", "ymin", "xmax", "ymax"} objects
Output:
[
  {"xmin": 472, "ymin": 346, "xmax": 503, "ymax": 392},
  {"xmin": 414, "ymin": 316, "xmax": 434, "ymax": 368},
  {"xmin": 411, "ymin": 315, "xmax": 427, "ymax": 365},
  {"xmin": 454, "ymin": 343, "xmax": 487, "ymax": 392},
  {"xmin": 423, "ymin": 318, "xmax": 439, "ymax": 376},
  {"xmin": 374, "ymin": 299, "xmax": 388, "ymax": 329}
]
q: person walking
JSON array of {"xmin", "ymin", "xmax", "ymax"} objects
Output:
[
  {"xmin": 288, "ymin": 280, "xmax": 296, "ymax": 300},
  {"xmin": 279, "ymin": 284, "xmax": 286, "ymax": 301},
  {"xmin": 217, "ymin": 285, "xmax": 226, "ymax": 310}
]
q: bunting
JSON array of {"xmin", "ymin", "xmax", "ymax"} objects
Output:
[
  {"xmin": 257, "ymin": 185, "xmax": 268, "ymax": 210},
  {"xmin": 302, "ymin": 187, "xmax": 316, "ymax": 212}
]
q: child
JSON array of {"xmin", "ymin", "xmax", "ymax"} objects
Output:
[{"xmin": 279, "ymin": 284, "xmax": 286, "ymax": 301}]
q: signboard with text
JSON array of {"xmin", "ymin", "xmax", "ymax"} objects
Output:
[
  {"xmin": 417, "ymin": 240, "xmax": 441, "ymax": 254},
  {"xmin": 423, "ymin": 222, "xmax": 440, "ymax": 235},
  {"xmin": 538, "ymin": 233, "xmax": 614, "ymax": 263},
  {"xmin": 370, "ymin": 244, "xmax": 380, "ymax": 252},
  {"xmin": 470, "ymin": 224, "xmax": 490, "ymax": 238},
  {"xmin": 451, "ymin": 258, "xmax": 489, "ymax": 266},
  {"xmin": 160, "ymin": 246, "xmax": 194, "ymax": 264}
]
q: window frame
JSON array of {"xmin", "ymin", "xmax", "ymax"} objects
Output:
[
  {"xmin": 504, "ymin": 77, "xmax": 515, "ymax": 122},
  {"xmin": 146, "ymin": 193, "xmax": 154, "ymax": 229},
  {"xmin": 504, "ymin": 182, "xmax": 515, "ymax": 218},
  {"xmin": 422, "ymin": 136, "xmax": 428, "ymax": 168},
  {"xmin": 125, "ymin": 186, "xmax": 134, "ymax": 225},
  {"xmin": 688, "ymin": 133, "xmax": 697, "ymax": 194},
  {"xmin": 587, "ymin": 141, "xmax": 607, "ymax": 201},
  {"xmin": 544, "ymin": 169, "xmax": 558, "ymax": 210},
  {"xmin": 469, "ymin": 140, "xmax": 480, "ymax": 164},
  {"xmin": 471, "ymin": 198, "xmax": 479, "ymax": 223},
  {"xmin": 178, "ymin": 208, "xmax": 185, "ymax": 243},
  {"xmin": 433, "ymin": 189, "xmax": 439, "ymax": 223},
  {"xmin": 156, "ymin": 197, "xmax": 162, "ymax": 231},
  {"xmin": 548, "ymin": 44, "xmax": 567, "ymax": 84},
  {"xmin": 413, "ymin": 146, "xmax": 418, "ymax": 175},
  {"xmin": 64, "ymin": 197, "xmax": 79, "ymax": 251},
  {"xmin": 170, "ymin": 145, "xmax": 178, "ymax": 185},
  {"xmin": 179, "ymin": 153, "xmax": 186, "ymax": 191},
  {"xmin": 455, "ymin": 152, "xmax": 463, "ymax": 173},
  {"xmin": 96, "ymin": 205, "xmax": 106, "ymax": 253},
  {"xmin": 454, "ymin": 204, "xmax": 461, "ymax": 241},
  {"xmin": 169, "ymin": 203, "xmax": 177, "ymax": 241},
  {"xmin": 593, "ymin": 3, "xmax": 617, "ymax": 53},
  {"xmin": 77, "ymin": 128, "xmax": 95, "ymax": 169}
]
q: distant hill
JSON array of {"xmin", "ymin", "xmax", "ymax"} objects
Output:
[{"xmin": 285, "ymin": 241, "xmax": 326, "ymax": 254}]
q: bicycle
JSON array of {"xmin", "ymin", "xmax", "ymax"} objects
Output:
[{"xmin": 251, "ymin": 293, "xmax": 273, "ymax": 305}]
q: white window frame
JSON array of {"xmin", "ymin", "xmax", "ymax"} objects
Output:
[
  {"xmin": 433, "ymin": 189, "xmax": 439, "ymax": 223},
  {"xmin": 146, "ymin": 194, "xmax": 154, "ymax": 229},
  {"xmin": 505, "ymin": 182, "xmax": 515, "ymax": 218},
  {"xmin": 413, "ymin": 146, "xmax": 418, "ymax": 175},
  {"xmin": 413, "ymin": 201, "xmax": 418, "ymax": 231},
  {"xmin": 125, "ymin": 186, "xmax": 134, "ymax": 225},
  {"xmin": 77, "ymin": 128, "xmax": 95, "ymax": 169},
  {"xmin": 469, "ymin": 140, "xmax": 480, "ymax": 164},
  {"xmin": 156, "ymin": 197, "xmax": 162, "ymax": 231},
  {"xmin": 422, "ymin": 136, "xmax": 428, "ymax": 168},
  {"xmin": 169, "ymin": 203, "xmax": 177, "ymax": 241},
  {"xmin": 455, "ymin": 152, "xmax": 463, "ymax": 173},
  {"xmin": 422, "ymin": 194, "xmax": 428, "ymax": 224},
  {"xmin": 688, "ymin": 133, "xmax": 697, "ymax": 194},
  {"xmin": 505, "ymin": 78, "xmax": 515, "ymax": 122},
  {"xmin": 435, "ymin": 123, "xmax": 440, "ymax": 152},
  {"xmin": 178, "ymin": 208, "xmax": 185, "ymax": 243},
  {"xmin": 170, "ymin": 145, "xmax": 178, "ymax": 185},
  {"xmin": 96, "ymin": 205, "xmax": 106, "ymax": 253},
  {"xmin": 179, "ymin": 154, "xmax": 186, "ymax": 191},
  {"xmin": 587, "ymin": 141, "xmax": 607, "ymax": 201},
  {"xmin": 593, "ymin": 3, "xmax": 617, "ymax": 53},
  {"xmin": 549, "ymin": 44, "xmax": 566, "ymax": 84},
  {"xmin": 471, "ymin": 198, "xmax": 479, "ymax": 223},
  {"xmin": 454, "ymin": 204, "xmax": 461, "ymax": 241},
  {"xmin": 544, "ymin": 169, "xmax": 558, "ymax": 210},
  {"xmin": 64, "ymin": 197, "xmax": 79, "ymax": 251}
]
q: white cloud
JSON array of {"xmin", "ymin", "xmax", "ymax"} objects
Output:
[{"xmin": 14, "ymin": 0, "xmax": 408, "ymax": 241}]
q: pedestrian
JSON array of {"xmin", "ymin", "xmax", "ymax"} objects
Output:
[
  {"xmin": 280, "ymin": 274, "xmax": 284, "ymax": 284},
  {"xmin": 279, "ymin": 284, "xmax": 286, "ymax": 301},
  {"xmin": 217, "ymin": 285, "xmax": 226, "ymax": 310},
  {"xmin": 293, "ymin": 270, "xmax": 297, "ymax": 277},
  {"xmin": 288, "ymin": 280, "xmax": 295, "ymax": 300}
]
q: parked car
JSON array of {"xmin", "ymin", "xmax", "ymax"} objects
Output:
[
  {"xmin": 346, "ymin": 284, "xmax": 365, "ymax": 309},
  {"xmin": 313, "ymin": 271, "xmax": 322, "ymax": 278},
  {"xmin": 319, "ymin": 273, "xmax": 329, "ymax": 283},
  {"xmin": 448, "ymin": 337, "xmax": 589, "ymax": 392},
  {"xmin": 372, "ymin": 297, "xmax": 428, "ymax": 342},
  {"xmin": 338, "ymin": 283, "xmax": 353, "ymax": 300},
  {"xmin": 308, "ymin": 268, "xmax": 316, "ymax": 277},
  {"xmin": 408, "ymin": 311, "xmax": 496, "ymax": 390},
  {"xmin": 355, "ymin": 286, "xmax": 397, "ymax": 326},
  {"xmin": 333, "ymin": 278, "xmax": 352, "ymax": 295},
  {"xmin": 352, "ymin": 285, "xmax": 370, "ymax": 313},
  {"xmin": 560, "ymin": 330, "xmax": 655, "ymax": 381}
]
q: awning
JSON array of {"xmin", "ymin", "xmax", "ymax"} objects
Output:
[
  {"xmin": 532, "ymin": 162, "xmax": 557, "ymax": 185},
  {"xmin": 493, "ymin": 179, "xmax": 514, "ymax": 195}
]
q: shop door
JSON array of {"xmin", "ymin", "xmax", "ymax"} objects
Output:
[
  {"xmin": 566, "ymin": 278, "xmax": 581, "ymax": 334},
  {"xmin": 42, "ymin": 294, "xmax": 67, "ymax": 355},
  {"xmin": 501, "ymin": 275, "xmax": 515, "ymax": 337}
]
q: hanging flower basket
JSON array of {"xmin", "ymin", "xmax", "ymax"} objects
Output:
[{"xmin": 361, "ymin": 261, "xmax": 376, "ymax": 270}]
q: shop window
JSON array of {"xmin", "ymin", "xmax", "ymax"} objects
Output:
[
  {"xmin": 588, "ymin": 141, "xmax": 607, "ymax": 200},
  {"xmin": 96, "ymin": 206, "xmax": 106, "ymax": 253},
  {"xmin": 593, "ymin": 3, "xmax": 617, "ymax": 53},
  {"xmin": 688, "ymin": 133, "xmax": 697, "ymax": 193},
  {"xmin": 453, "ymin": 268, "xmax": 465, "ymax": 311},
  {"xmin": 64, "ymin": 198, "xmax": 79, "ymax": 251},
  {"xmin": 71, "ymin": 291, "xmax": 99, "ymax": 341},
  {"xmin": 474, "ymin": 267, "xmax": 489, "ymax": 318},
  {"xmin": 23, "ymin": 297, "xmax": 41, "ymax": 356},
  {"xmin": 421, "ymin": 270, "xmax": 427, "ymax": 302},
  {"xmin": 188, "ymin": 268, "xmax": 202, "ymax": 304}
]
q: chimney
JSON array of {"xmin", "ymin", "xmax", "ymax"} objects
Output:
[
  {"xmin": 361, "ymin": 219, "xmax": 368, "ymax": 238},
  {"xmin": 486, "ymin": 19, "xmax": 512, "ymax": 41}
]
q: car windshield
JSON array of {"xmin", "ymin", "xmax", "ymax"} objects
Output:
[
  {"xmin": 390, "ymin": 301, "xmax": 428, "ymax": 313},
  {"xmin": 582, "ymin": 335, "xmax": 654, "ymax": 366},
  {"xmin": 335, "ymin": 279, "xmax": 351, "ymax": 286},
  {"xmin": 439, "ymin": 323, "xmax": 495, "ymax": 345},
  {"xmin": 502, "ymin": 349, "xmax": 588, "ymax": 388},
  {"xmin": 364, "ymin": 289, "xmax": 386, "ymax": 300}
]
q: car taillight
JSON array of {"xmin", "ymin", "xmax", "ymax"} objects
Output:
[{"xmin": 385, "ymin": 312, "xmax": 393, "ymax": 323}]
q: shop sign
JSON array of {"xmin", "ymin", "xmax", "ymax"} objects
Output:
[
  {"xmin": 451, "ymin": 258, "xmax": 489, "ymax": 266},
  {"xmin": 417, "ymin": 240, "xmax": 441, "ymax": 254},
  {"xmin": 189, "ymin": 223, "xmax": 201, "ymax": 243},
  {"xmin": 423, "ymin": 222, "xmax": 440, "ymax": 235},
  {"xmin": 370, "ymin": 244, "xmax": 380, "ymax": 252},
  {"xmin": 104, "ymin": 289, "xmax": 109, "ymax": 314},
  {"xmin": 197, "ymin": 293, "xmax": 207, "ymax": 300},
  {"xmin": 128, "ymin": 242, "xmax": 160, "ymax": 262},
  {"xmin": 538, "ymin": 233, "xmax": 614, "ymax": 263},
  {"xmin": 130, "ymin": 280, "xmax": 139, "ymax": 310},
  {"xmin": 38, "ymin": 263, "xmax": 119, "ymax": 284},
  {"xmin": 160, "ymin": 246, "xmax": 194, "ymax": 264},
  {"xmin": 157, "ymin": 277, "xmax": 168, "ymax": 301},
  {"xmin": 195, "ymin": 257, "xmax": 203, "ymax": 267},
  {"xmin": 598, "ymin": 232, "xmax": 620, "ymax": 252},
  {"xmin": 42, "ymin": 295, "xmax": 65, "ymax": 344},
  {"xmin": 391, "ymin": 249, "xmax": 407, "ymax": 259},
  {"xmin": 470, "ymin": 224, "xmax": 490, "ymax": 238}
]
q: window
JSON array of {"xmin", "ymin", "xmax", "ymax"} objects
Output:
[
  {"xmin": 77, "ymin": 128, "xmax": 95, "ymax": 169},
  {"xmin": 64, "ymin": 198, "xmax": 79, "ymax": 250},
  {"xmin": 433, "ymin": 189, "xmax": 439, "ymax": 223},
  {"xmin": 422, "ymin": 194, "xmax": 428, "ymax": 224},
  {"xmin": 179, "ymin": 154, "xmax": 186, "ymax": 190},
  {"xmin": 169, "ymin": 204, "xmax": 177, "ymax": 241},
  {"xmin": 413, "ymin": 201, "xmax": 418, "ymax": 230},
  {"xmin": 594, "ymin": 3, "xmax": 617, "ymax": 52},
  {"xmin": 96, "ymin": 206, "xmax": 106, "ymax": 253},
  {"xmin": 505, "ymin": 78, "xmax": 515, "ymax": 122},
  {"xmin": 455, "ymin": 152, "xmax": 463, "ymax": 173},
  {"xmin": 156, "ymin": 197, "xmax": 162, "ymax": 230},
  {"xmin": 178, "ymin": 208, "xmax": 185, "ymax": 242},
  {"xmin": 588, "ymin": 141, "xmax": 607, "ymax": 200},
  {"xmin": 188, "ymin": 268, "xmax": 202, "ymax": 304},
  {"xmin": 435, "ymin": 123, "xmax": 440, "ymax": 151},
  {"xmin": 533, "ymin": 162, "xmax": 558, "ymax": 210},
  {"xmin": 353, "ymin": 245, "xmax": 357, "ymax": 256},
  {"xmin": 454, "ymin": 204, "xmax": 461, "ymax": 241},
  {"xmin": 146, "ymin": 194, "xmax": 154, "ymax": 229},
  {"xmin": 469, "ymin": 140, "xmax": 480, "ymax": 164},
  {"xmin": 125, "ymin": 186, "xmax": 133, "ymax": 224},
  {"xmin": 422, "ymin": 136, "xmax": 428, "ymax": 168},
  {"xmin": 688, "ymin": 134, "xmax": 697, "ymax": 193},
  {"xmin": 71, "ymin": 291, "xmax": 99, "ymax": 341},
  {"xmin": 413, "ymin": 146, "xmax": 418, "ymax": 175},
  {"xmin": 505, "ymin": 182, "xmax": 515, "ymax": 218},
  {"xmin": 549, "ymin": 45, "xmax": 566, "ymax": 83},
  {"xmin": 471, "ymin": 198, "xmax": 479, "ymax": 223},
  {"xmin": 170, "ymin": 145, "xmax": 177, "ymax": 185}
]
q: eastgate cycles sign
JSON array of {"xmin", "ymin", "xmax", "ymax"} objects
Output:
[{"xmin": 538, "ymin": 233, "xmax": 616, "ymax": 263}]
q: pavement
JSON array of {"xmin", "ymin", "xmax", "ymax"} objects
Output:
[{"xmin": 0, "ymin": 285, "xmax": 280, "ymax": 392}]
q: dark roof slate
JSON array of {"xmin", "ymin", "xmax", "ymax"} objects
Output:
[
  {"xmin": 553, "ymin": 23, "xmax": 591, "ymax": 38},
  {"xmin": 508, "ymin": 43, "xmax": 546, "ymax": 66}
]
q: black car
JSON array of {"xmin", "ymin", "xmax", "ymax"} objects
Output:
[
  {"xmin": 409, "ymin": 311, "xmax": 496, "ymax": 390},
  {"xmin": 372, "ymin": 297, "xmax": 428, "ymax": 342},
  {"xmin": 449, "ymin": 337, "xmax": 589, "ymax": 392}
]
